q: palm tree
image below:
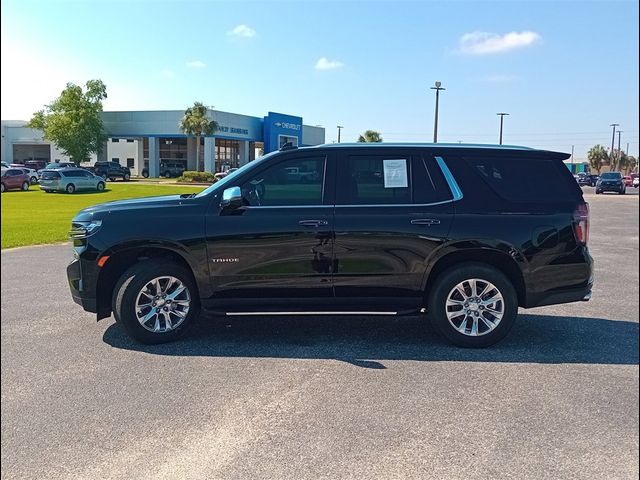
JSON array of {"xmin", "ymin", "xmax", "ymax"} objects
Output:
[
  {"xmin": 357, "ymin": 130, "xmax": 383, "ymax": 143},
  {"xmin": 587, "ymin": 144, "xmax": 608, "ymax": 174},
  {"xmin": 179, "ymin": 102, "xmax": 218, "ymax": 172}
]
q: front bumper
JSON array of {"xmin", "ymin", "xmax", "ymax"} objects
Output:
[
  {"xmin": 597, "ymin": 183, "xmax": 624, "ymax": 192},
  {"xmin": 67, "ymin": 256, "xmax": 98, "ymax": 313}
]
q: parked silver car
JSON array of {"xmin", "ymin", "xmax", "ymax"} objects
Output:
[{"xmin": 39, "ymin": 168, "xmax": 106, "ymax": 193}]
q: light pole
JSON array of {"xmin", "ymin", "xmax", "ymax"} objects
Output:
[
  {"xmin": 610, "ymin": 123, "xmax": 619, "ymax": 167},
  {"xmin": 337, "ymin": 125, "xmax": 344, "ymax": 143},
  {"xmin": 430, "ymin": 81, "xmax": 445, "ymax": 143},
  {"xmin": 617, "ymin": 131, "xmax": 623, "ymax": 171},
  {"xmin": 497, "ymin": 113, "xmax": 509, "ymax": 145}
]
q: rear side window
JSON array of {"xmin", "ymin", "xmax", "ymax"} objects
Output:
[
  {"xmin": 412, "ymin": 156, "xmax": 453, "ymax": 204},
  {"xmin": 338, "ymin": 155, "xmax": 411, "ymax": 205},
  {"xmin": 464, "ymin": 157, "xmax": 579, "ymax": 202}
]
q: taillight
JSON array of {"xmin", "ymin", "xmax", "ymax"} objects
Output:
[{"xmin": 573, "ymin": 202, "xmax": 590, "ymax": 245}]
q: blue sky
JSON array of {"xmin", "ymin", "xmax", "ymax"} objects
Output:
[{"xmin": 1, "ymin": 0, "xmax": 638, "ymax": 159}]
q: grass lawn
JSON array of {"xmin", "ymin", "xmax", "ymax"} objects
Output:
[{"xmin": 1, "ymin": 183, "xmax": 205, "ymax": 249}]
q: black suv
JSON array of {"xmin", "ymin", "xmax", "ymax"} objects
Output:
[
  {"xmin": 141, "ymin": 162, "xmax": 186, "ymax": 178},
  {"xmin": 595, "ymin": 171, "xmax": 625, "ymax": 195},
  {"xmin": 67, "ymin": 144, "xmax": 593, "ymax": 347},
  {"xmin": 92, "ymin": 161, "xmax": 131, "ymax": 181}
]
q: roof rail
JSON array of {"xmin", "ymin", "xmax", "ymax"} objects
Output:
[{"xmin": 279, "ymin": 142, "xmax": 298, "ymax": 151}]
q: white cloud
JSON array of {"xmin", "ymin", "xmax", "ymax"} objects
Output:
[
  {"xmin": 186, "ymin": 60, "xmax": 206, "ymax": 69},
  {"xmin": 480, "ymin": 74, "xmax": 518, "ymax": 83},
  {"xmin": 228, "ymin": 24, "xmax": 256, "ymax": 38},
  {"xmin": 458, "ymin": 31, "xmax": 541, "ymax": 55},
  {"xmin": 160, "ymin": 69, "xmax": 175, "ymax": 79},
  {"xmin": 314, "ymin": 57, "xmax": 344, "ymax": 71}
]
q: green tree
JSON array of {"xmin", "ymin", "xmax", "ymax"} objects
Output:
[
  {"xmin": 587, "ymin": 144, "xmax": 608, "ymax": 174},
  {"xmin": 179, "ymin": 102, "xmax": 219, "ymax": 172},
  {"xmin": 27, "ymin": 80, "xmax": 107, "ymax": 164},
  {"xmin": 357, "ymin": 130, "xmax": 383, "ymax": 143}
]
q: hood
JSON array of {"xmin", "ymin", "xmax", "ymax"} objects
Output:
[{"xmin": 73, "ymin": 194, "xmax": 200, "ymax": 221}]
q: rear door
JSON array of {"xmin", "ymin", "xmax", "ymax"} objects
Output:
[{"xmin": 332, "ymin": 149, "xmax": 455, "ymax": 309}]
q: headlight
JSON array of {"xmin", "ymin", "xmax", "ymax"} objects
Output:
[{"xmin": 69, "ymin": 220, "xmax": 102, "ymax": 239}]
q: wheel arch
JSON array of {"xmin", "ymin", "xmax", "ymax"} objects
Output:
[
  {"xmin": 422, "ymin": 246, "xmax": 528, "ymax": 307},
  {"xmin": 95, "ymin": 244, "xmax": 201, "ymax": 320}
]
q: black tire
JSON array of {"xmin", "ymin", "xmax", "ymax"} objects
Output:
[
  {"xmin": 427, "ymin": 262, "xmax": 518, "ymax": 348},
  {"xmin": 96, "ymin": 181, "xmax": 105, "ymax": 192},
  {"xmin": 124, "ymin": 173, "xmax": 131, "ymax": 181},
  {"xmin": 101, "ymin": 173, "xmax": 108, "ymax": 181},
  {"xmin": 66, "ymin": 183, "xmax": 75, "ymax": 194},
  {"xmin": 595, "ymin": 189, "xmax": 601, "ymax": 194},
  {"xmin": 22, "ymin": 181, "xmax": 30, "ymax": 191},
  {"xmin": 30, "ymin": 176, "xmax": 38, "ymax": 184},
  {"xmin": 619, "ymin": 188, "xmax": 626, "ymax": 195},
  {"xmin": 112, "ymin": 260, "xmax": 199, "ymax": 344},
  {"xmin": 1, "ymin": 183, "xmax": 5, "ymax": 193},
  {"xmin": 142, "ymin": 169, "xmax": 149, "ymax": 178},
  {"xmin": 164, "ymin": 172, "xmax": 172, "ymax": 179}
]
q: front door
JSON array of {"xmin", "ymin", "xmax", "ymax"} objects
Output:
[
  {"xmin": 204, "ymin": 153, "xmax": 334, "ymax": 310},
  {"xmin": 332, "ymin": 150, "xmax": 455, "ymax": 310}
]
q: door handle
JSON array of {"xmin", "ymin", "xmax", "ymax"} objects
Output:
[
  {"xmin": 298, "ymin": 219, "xmax": 329, "ymax": 227},
  {"xmin": 411, "ymin": 218, "xmax": 441, "ymax": 226}
]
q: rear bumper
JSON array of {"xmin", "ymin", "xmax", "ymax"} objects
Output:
[
  {"xmin": 525, "ymin": 281, "xmax": 593, "ymax": 308},
  {"xmin": 597, "ymin": 184, "xmax": 624, "ymax": 192}
]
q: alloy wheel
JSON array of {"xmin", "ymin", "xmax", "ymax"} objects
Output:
[
  {"xmin": 445, "ymin": 278, "xmax": 505, "ymax": 337},
  {"xmin": 135, "ymin": 276, "xmax": 191, "ymax": 333}
]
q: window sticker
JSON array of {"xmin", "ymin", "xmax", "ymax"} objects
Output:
[{"xmin": 383, "ymin": 159, "xmax": 408, "ymax": 188}]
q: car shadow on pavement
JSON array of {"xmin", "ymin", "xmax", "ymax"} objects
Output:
[{"xmin": 103, "ymin": 313, "xmax": 639, "ymax": 368}]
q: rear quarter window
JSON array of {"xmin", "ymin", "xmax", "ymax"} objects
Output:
[
  {"xmin": 41, "ymin": 171, "xmax": 61, "ymax": 180},
  {"xmin": 464, "ymin": 157, "xmax": 581, "ymax": 203}
]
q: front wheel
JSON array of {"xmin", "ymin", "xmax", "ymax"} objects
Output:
[
  {"xmin": 96, "ymin": 181, "xmax": 105, "ymax": 192},
  {"xmin": 619, "ymin": 187, "xmax": 626, "ymax": 195},
  {"xmin": 30, "ymin": 176, "xmax": 38, "ymax": 184},
  {"xmin": 164, "ymin": 172, "xmax": 172, "ymax": 179},
  {"xmin": 112, "ymin": 260, "xmax": 199, "ymax": 344},
  {"xmin": 22, "ymin": 181, "xmax": 30, "ymax": 191},
  {"xmin": 123, "ymin": 173, "xmax": 131, "ymax": 181},
  {"xmin": 1, "ymin": 183, "xmax": 5, "ymax": 193},
  {"xmin": 101, "ymin": 173, "xmax": 108, "ymax": 181},
  {"xmin": 427, "ymin": 263, "xmax": 518, "ymax": 348},
  {"xmin": 66, "ymin": 183, "xmax": 75, "ymax": 194}
]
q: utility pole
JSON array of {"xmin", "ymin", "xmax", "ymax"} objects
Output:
[
  {"xmin": 617, "ymin": 131, "xmax": 623, "ymax": 171},
  {"xmin": 430, "ymin": 81, "xmax": 445, "ymax": 143},
  {"xmin": 610, "ymin": 123, "xmax": 619, "ymax": 167},
  {"xmin": 337, "ymin": 125, "xmax": 344, "ymax": 143},
  {"xmin": 497, "ymin": 113, "xmax": 509, "ymax": 145},
  {"xmin": 571, "ymin": 145, "xmax": 575, "ymax": 172}
]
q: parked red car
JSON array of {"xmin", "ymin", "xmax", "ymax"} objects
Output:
[
  {"xmin": 1, "ymin": 168, "xmax": 30, "ymax": 192},
  {"xmin": 623, "ymin": 175, "xmax": 633, "ymax": 187}
]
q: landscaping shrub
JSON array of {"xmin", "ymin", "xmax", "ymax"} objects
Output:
[{"xmin": 177, "ymin": 171, "xmax": 217, "ymax": 183}]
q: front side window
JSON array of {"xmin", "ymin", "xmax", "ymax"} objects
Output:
[
  {"xmin": 337, "ymin": 155, "xmax": 411, "ymax": 205},
  {"xmin": 240, "ymin": 156, "xmax": 325, "ymax": 206}
]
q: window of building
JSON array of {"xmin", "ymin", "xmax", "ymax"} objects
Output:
[
  {"xmin": 278, "ymin": 135, "xmax": 298, "ymax": 149},
  {"xmin": 126, "ymin": 139, "xmax": 135, "ymax": 143},
  {"xmin": 126, "ymin": 158, "xmax": 135, "ymax": 168},
  {"xmin": 111, "ymin": 158, "xmax": 120, "ymax": 163},
  {"xmin": 216, "ymin": 139, "xmax": 240, "ymax": 171},
  {"xmin": 337, "ymin": 155, "xmax": 411, "ymax": 205},
  {"xmin": 240, "ymin": 157, "xmax": 325, "ymax": 206},
  {"xmin": 111, "ymin": 138, "xmax": 120, "ymax": 143}
]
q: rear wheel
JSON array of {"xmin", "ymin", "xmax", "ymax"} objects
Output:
[
  {"xmin": 427, "ymin": 263, "xmax": 518, "ymax": 348},
  {"xmin": 96, "ymin": 181, "xmax": 105, "ymax": 192},
  {"xmin": 101, "ymin": 173, "xmax": 108, "ymax": 181},
  {"xmin": 123, "ymin": 173, "xmax": 131, "ymax": 181},
  {"xmin": 21, "ymin": 181, "xmax": 29, "ymax": 191},
  {"xmin": 112, "ymin": 260, "xmax": 199, "ymax": 344},
  {"xmin": 619, "ymin": 187, "xmax": 626, "ymax": 195},
  {"xmin": 1, "ymin": 183, "xmax": 5, "ymax": 193},
  {"xmin": 164, "ymin": 172, "xmax": 172, "ymax": 179},
  {"xmin": 66, "ymin": 183, "xmax": 75, "ymax": 194}
]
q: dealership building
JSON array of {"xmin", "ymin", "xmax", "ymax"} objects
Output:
[{"xmin": 1, "ymin": 110, "xmax": 325, "ymax": 176}]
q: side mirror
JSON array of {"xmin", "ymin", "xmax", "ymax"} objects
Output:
[{"xmin": 220, "ymin": 186, "xmax": 243, "ymax": 210}]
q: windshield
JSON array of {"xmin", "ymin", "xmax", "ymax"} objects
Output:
[
  {"xmin": 195, "ymin": 151, "xmax": 282, "ymax": 198},
  {"xmin": 601, "ymin": 172, "xmax": 621, "ymax": 179}
]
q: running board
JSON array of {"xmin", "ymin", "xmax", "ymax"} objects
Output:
[{"xmin": 225, "ymin": 311, "xmax": 398, "ymax": 316}]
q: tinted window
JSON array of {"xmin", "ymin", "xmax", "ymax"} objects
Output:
[
  {"xmin": 41, "ymin": 171, "xmax": 61, "ymax": 180},
  {"xmin": 7, "ymin": 169, "xmax": 23, "ymax": 176},
  {"xmin": 240, "ymin": 156, "xmax": 325, "ymax": 206},
  {"xmin": 601, "ymin": 172, "xmax": 622, "ymax": 180},
  {"xmin": 412, "ymin": 156, "xmax": 453, "ymax": 204},
  {"xmin": 464, "ymin": 157, "xmax": 579, "ymax": 202},
  {"xmin": 337, "ymin": 155, "xmax": 411, "ymax": 205}
]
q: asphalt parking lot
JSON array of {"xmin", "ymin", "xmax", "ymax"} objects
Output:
[{"xmin": 1, "ymin": 188, "xmax": 638, "ymax": 480}]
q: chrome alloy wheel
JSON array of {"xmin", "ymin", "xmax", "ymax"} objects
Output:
[
  {"xmin": 135, "ymin": 276, "xmax": 191, "ymax": 333},
  {"xmin": 445, "ymin": 278, "xmax": 504, "ymax": 336}
]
